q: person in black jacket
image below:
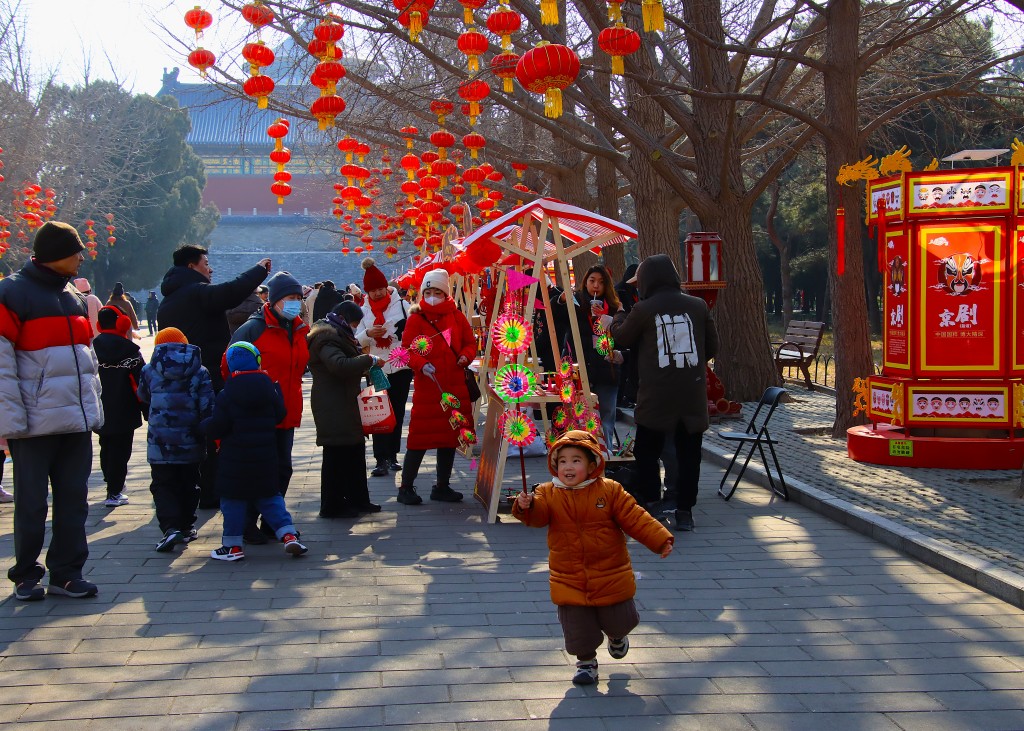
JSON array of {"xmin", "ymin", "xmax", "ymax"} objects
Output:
[
  {"xmin": 311, "ymin": 280, "xmax": 345, "ymax": 322},
  {"xmin": 203, "ymin": 342, "xmax": 308, "ymax": 561},
  {"xmin": 157, "ymin": 244, "xmax": 270, "ymax": 508},
  {"xmin": 93, "ymin": 306, "xmax": 147, "ymax": 508},
  {"xmin": 156, "ymin": 245, "xmax": 271, "ymax": 392},
  {"xmin": 615, "ymin": 264, "xmax": 640, "ymax": 408}
]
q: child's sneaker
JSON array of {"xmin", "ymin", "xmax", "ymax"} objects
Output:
[
  {"xmin": 608, "ymin": 635, "xmax": 629, "ymax": 659},
  {"xmin": 103, "ymin": 493, "xmax": 129, "ymax": 507},
  {"xmin": 572, "ymin": 659, "xmax": 599, "ymax": 685},
  {"xmin": 0, "ymin": 486, "xmax": 13, "ymax": 503},
  {"xmin": 155, "ymin": 529, "xmax": 183, "ymax": 552},
  {"xmin": 282, "ymin": 533, "xmax": 308, "ymax": 556},
  {"xmin": 210, "ymin": 545, "xmax": 244, "ymax": 561}
]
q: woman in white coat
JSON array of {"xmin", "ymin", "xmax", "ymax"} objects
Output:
[{"xmin": 355, "ymin": 258, "xmax": 413, "ymax": 477}]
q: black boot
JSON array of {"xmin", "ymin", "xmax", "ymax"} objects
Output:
[
  {"xmin": 397, "ymin": 486, "xmax": 423, "ymax": 505},
  {"xmin": 430, "ymin": 484, "xmax": 463, "ymax": 502},
  {"xmin": 371, "ymin": 461, "xmax": 390, "ymax": 477}
]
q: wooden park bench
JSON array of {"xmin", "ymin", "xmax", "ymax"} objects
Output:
[{"xmin": 773, "ymin": 320, "xmax": 826, "ymax": 391}]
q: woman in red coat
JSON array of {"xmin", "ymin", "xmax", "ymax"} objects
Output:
[{"xmin": 398, "ymin": 270, "xmax": 477, "ymax": 505}]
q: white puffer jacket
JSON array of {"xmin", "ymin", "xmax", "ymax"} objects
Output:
[{"xmin": 356, "ymin": 288, "xmax": 410, "ymax": 375}]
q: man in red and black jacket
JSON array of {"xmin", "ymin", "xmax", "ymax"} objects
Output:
[{"xmin": 0, "ymin": 222, "xmax": 104, "ymax": 601}]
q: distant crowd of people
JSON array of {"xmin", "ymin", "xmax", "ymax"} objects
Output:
[{"xmin": 0, "ymin": 221, "xmax": 718, "ymax": 686}]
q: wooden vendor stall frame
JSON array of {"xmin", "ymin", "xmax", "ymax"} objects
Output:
[{"xmin": 459, "ymin": 198, "xmax": 637, "ymax": 523}]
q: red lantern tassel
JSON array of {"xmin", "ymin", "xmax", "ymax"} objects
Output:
[{"xmin": 836, "ymin": 205, "xmax": 845, "ymax": 276}]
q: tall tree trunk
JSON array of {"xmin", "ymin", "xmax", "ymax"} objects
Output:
[
  {"xmin": 700, "ymin": 205, "xmax": 782, "ymax": 401},
  {"xmin": 823, "ymin": 0, "xmax": 874, "ymax": 436}
]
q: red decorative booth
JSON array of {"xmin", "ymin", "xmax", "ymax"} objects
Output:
[{"xmin": 847, "ymin": 166, "xmax": 1024, "ymax": 468}]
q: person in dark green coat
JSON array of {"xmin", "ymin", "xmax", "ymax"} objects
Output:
[{"xmin": 307, "ymin": 302, "xmax": 385, "ymax": 518}]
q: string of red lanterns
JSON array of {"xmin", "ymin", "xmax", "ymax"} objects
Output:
[{"xmin": 184, "ymin": 5, "xmax": 216, "ymax": 78}]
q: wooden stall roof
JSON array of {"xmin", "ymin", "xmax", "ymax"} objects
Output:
[{"xmin": 460, "ymin": 198, "xmax": 637, "ymax": 260}]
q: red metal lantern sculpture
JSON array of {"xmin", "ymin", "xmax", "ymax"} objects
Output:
[
  {"xmin": 598, "ymin": 24, "xmax": 641, "ymax": 76},
  {"xmin": 515, "ymin": 42, "xmax": 580, "ymax": 119},
  {"xmin": 486, "ymin": 3, "xmax": 521, "ymax": 51},
  {"xmin": 490, "ymin": 52, "xmax": 519, "ymax": 93},
  {"xmin": 457, "ymin": 27, "xmax": 489, "ymax": 72},
  {"xmin": 458, "ymin": 78, "xmax": 490, "ymax": 126}
]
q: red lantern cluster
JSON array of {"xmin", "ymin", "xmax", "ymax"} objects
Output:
[
  {"xmin": 184, "ymin": 5, "xmax": 216, "ymax": 77},
  {"xmin": 241, "ymin": 2, "xmax": 275, "ymax": 109},
  {"xmin": 83, "ymin": 219, "xmax": 98, "ymax": 259},
  {"xmin": 105, "ymin": 213, "xmax": 116, "ymax": 247},
  {"xmin": 458, "ymin": 78, "xmax": 490, "ymax": 126},
  {"xmin": 267, "ymin": 118, "xmax": 292, "ymax": 205},
  {"xmin": 309, "ymin": 14, "xmax": 346, "ymax": 129}
]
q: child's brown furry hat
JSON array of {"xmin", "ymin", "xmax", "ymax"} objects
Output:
[{"xmin": 547, "ymin": 430, "xmax": 606, "ymax": 479}]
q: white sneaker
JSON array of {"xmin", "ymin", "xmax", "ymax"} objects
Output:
[
  {"xmin": 103, "ymin": 493, "xmax": 129, "ymax": 507},
  {"xmin": 0, "ymin": 486, "xmax": 13, "ymax": 503}
]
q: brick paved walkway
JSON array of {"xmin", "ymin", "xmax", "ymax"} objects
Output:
[
  {"xmin": 701, "ymin": 389, "xmax": 1024, "ymax": 605},
  {"xmin": 2, "ymin": 364, "xmax": 1024, "ymax": 728}
]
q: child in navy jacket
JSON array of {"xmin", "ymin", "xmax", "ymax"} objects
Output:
[
  {"xmin": 93, "ymin": 306, "xmax": 146, "ymax": 507},
  {"xmin": 203, "ymin": 341, "xmax": 307, "ymax": 561}
]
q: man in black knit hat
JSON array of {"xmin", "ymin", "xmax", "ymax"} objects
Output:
[{"xmin": 0, "ymin": 221, "xmax": 104, "ymax": 601}]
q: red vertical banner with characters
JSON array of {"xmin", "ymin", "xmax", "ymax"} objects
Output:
[
  {"xmin": 1012, "ymin": 224, "xmax": 1024, "ymax": 374},
  {"xmin": 917, "ymin": 221, "xmax": 1004, "ymax": 376},
  {"xmin": 882, "ymin": 228, "xmax": 910, "ymax": 372}
]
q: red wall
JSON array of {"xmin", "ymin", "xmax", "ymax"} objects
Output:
[{"xmin": 203, "ymin": 175, "xmax": 332, "ymax": 216}]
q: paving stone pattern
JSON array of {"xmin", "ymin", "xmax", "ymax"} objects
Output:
[
  {"xmin": 702, "ymin": 390, "xmax": 1024, "ymax": 580},
  {"xmin": 2, "ymin": 357, "xmax": 1024, "ymax": 728}
]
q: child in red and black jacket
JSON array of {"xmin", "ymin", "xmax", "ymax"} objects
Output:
[{"xmin": 93, "ymin": 305, "xmax": 147, "ymax": 507}]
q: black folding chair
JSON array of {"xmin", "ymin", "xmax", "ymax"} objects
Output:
[{"xmin": 718, "ymin": 386, "xmax": 788, "ymax": 501}]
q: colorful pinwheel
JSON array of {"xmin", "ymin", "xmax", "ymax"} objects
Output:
[
  {"xmin": 411, "ymin": 335, "xmax": 432, "ymax": 356},
  {"xmin": 558, "ymin": 360, "xmax": 573, "ymax": 379},
  {"xmin": 559, "ymin": 381, "xmax": 575, "ymax": 404},
  {"xmin": 581, "ymin": 412, "xmax": 602, "ymax": 435},
  {"xmin": 500, "ymin": 410, "xmax": 537, "ymax": 447},
  {"xmin": 572, "ymin": 400, "xmax": 587, "ymax": 420},
  {"xmin": 494, "ymin": 363, "xmax": 537, "ymax": 403},
  {"xmin": 449, "ymin": 411, "xmax": 469, "ymax": 429},
  {"xmin": 545, "ymin": 430, "xmax": 559, "ymax": 447},
  {"xmin": 552, "ymin": 406, "xmax": 569, "ymax": 429},
  {"xmin": 595, "ymin": 333, "xmax": 615, "ymax": 357},
  {"xmin": 492, "ymin": 313, "xmax": 532, "ymax": 356},
  {"xmin": 440, "ymin": 392, "xmax": 461, "ymax": 410},
  {"xmin": 387, "ymin": 346, "xmax": 411, "ymax": 369}
]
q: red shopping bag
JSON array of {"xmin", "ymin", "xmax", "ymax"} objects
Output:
[{"xmin": 359, "ymin": 386, "xmax": 396, "ymax": 435}]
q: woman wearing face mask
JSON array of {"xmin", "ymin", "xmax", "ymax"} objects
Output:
[
  {"xmin": 554, "ymin": 265, "xmax": 623, "ymax": 453},
  {"xmin": 229, "ymin": 271, "xmax": 310, "ymax": 539},
  {"xmin": 398, "ymin": 269, "xmax": 477, "ymax": 506}
]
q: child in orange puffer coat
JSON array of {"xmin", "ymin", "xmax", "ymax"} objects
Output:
[{"xmin": 512, "ymin": 430, "xmax": 673, "ymax": 686}]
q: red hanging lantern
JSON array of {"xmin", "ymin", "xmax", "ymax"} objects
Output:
[
  {"xmin": 314, "ymin": 60, "xmax": 346, "ymax": 94},
  {"xmin": 308, "ymin": 38, "xmax": 342, "ymax": 60},
  {"xmin": 598, "ymin": 24, "xmax": 641, "ymax": 76},
  {"xmin": 515, "ymin": 42, "xmax": 580, "ymax": 119},
  {"xmin": 430, "ymin": 98, "xmax": 454, "ymax": 125},
  {"xmin": 490, "ymin": 52, "xmax": 519, "ymax": 93},
  {"xmin": 188, "ymin": 48, "xmax": 216, "ymax": 77},
  {"xmin": 400, "ymin": 153, "xmax": 420, "ymax": 181},
  {"xmin": 457, "ymin": 28, "xmax": 489, "ymax": 72},
  {"xmin": 429, "ymin": 129, "xmax": 455, "ymax": 158},
  {"xmin": 184, "ymin": 6, "xmax": 213, "ymax": 40},
  {"xmin": 244, "ymin": 74, "xmax": 274, "ymax": 109},
  {"xmin": 462, "ymin": 166, "xmax": 486, "ymax": 196},
  {"xmin": 458, "ymin": 78, "xmax": 490, "ymax": 126},
  {"xmin": 393, "ymin": 0, "xmax": 434, "ymax": 42},
  {"xmin": 457, "ymin": 0, "xmax": 487, "ymax": 25},
  {"xmin": 486, "ymin": 3, "xmax": 521, "ymax": 51},
  {"xmin": 431, "ymin": 159, "xmax": 457, "ymax": 187},
  {"xmin": 314, "ymin": 16, "xmax": 345, "ymax": 46},
  {"xmin": 310, "ymin": 95, "xmax": 346, "ymax": 129},
  {"xmin": 462, "ymin": 132, "xmax": 486, "ymax": 159},
  {"xmin": 241, "ymin": 1, "xmax": 274, "ymax": 29},
  {"xmin": 242, "ymin": 40, "xmax": 275, "ymax": 76},
  {"xmin": 400, "ymin": 126, "xmax": 419, "ymax": 149}
]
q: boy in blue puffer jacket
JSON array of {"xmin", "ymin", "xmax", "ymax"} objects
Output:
[
  {"xmin": 203, "ymin": 341, "xmax": 307, "ymax": 561},
  {"xmin": 137, "ymin": 327, "xmax": 215, "ymax": 552}
]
